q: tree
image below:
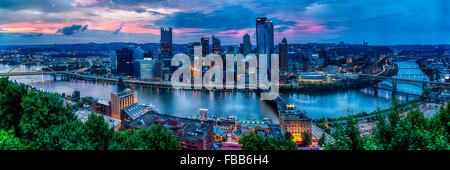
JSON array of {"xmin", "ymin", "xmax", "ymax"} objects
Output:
[
  {"xmin": 345, "ymin": 117, "xmax": 363, "ymax": 150},
  {"xmin": 40, "ymin": 120, "xmax": 88, "ymax": 150},
  {"xmin": 325, "ymin": 126, "xmax": 350, "ymax": 150},
  {"xmin": 239, "ymin": 132, "xmax": 297, "ymax": 150},
  {"xmin": 318, "ymin": 134, "xmax": 326, "ymax": 147},
  {"xmin": 284, "ymin": 132, "xmax": 293, "ymax": 141},
  {"xmin": 19, "ymin": 91, "xmax": 77, "ymax": 148},
  {"xmin": 437, "ymin": 103, "xmax": 450, "ymax": 135},
  {"xmin": 239, "ymin": 132, "xmax": 267, "ymax": 150},
  {"xmin": 0, "ymin": 129, "xmax": 28, "ymax": 150},
  {"xmin": 83, "ymin": 113, "xmax": 114, "ymax": 150},
  {"xmin": 109, "ymin": 124, "xmax": 179, "ymax": 150},
  {"xmin": 301, "ymin": 132, "xmax": 311, "ymax": 147},
  {"xmin": 0, "ymin": 77, "xmax": 27, "ymax": 135}
]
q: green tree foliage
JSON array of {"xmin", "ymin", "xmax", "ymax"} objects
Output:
[
  {"xmin": 40, "ymin": 120, "xmax": 88, "ymax": 150},
  {"xmin": 83, "ymin": 113, "xmax": 114, "ymax": 150},
  {"xmin": 19, "ymin": 91, "xmax": 77, "ymax": 148},
  {"xmin": 0, "ymin": 129, "xmax": 28, "ymax": 150},
  {"xmin": 300, "ymin": 132, "xmax": 311, "ymax": 147},
  {"xmin": 0, "ymin": 77, "xmax": 27, "ymax": 134},
  {"xmin": 345, "ymin": 117, "xmax": 363, "ymax": 150},
  {"xmin": 239, "ymin": 132, "xmax": 297, "ymax": 150},
  {"xmin": 326, "ymin": 101, "xmax": 450, "ymax": 150},
  {"xmin": 109, "ymin": 124, "xmax": 180, "ymax": 150}
]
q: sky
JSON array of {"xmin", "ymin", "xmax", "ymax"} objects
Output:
[{"xmin": 0, "ymin": 0, "xmax": 449, "ymax": 45}]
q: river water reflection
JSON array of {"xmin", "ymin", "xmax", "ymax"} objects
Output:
[{"xmin": 0, "ymin": 60, "xmax": 426, "ymax": 122}]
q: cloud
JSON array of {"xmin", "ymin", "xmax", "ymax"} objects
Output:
[
  {"xmin": 112, "ymin": 24, "xmax": 124, "ymax": 34},
  {"xmin": 20, "ymin": 32, "xmax": 44, "ymax": 37},
  {"xmin": 0, "ymin": 0, "xmax": 74, "ymax": 12},
  {"xmin": 56, "ymin": 24, "xmax": 88, "ymax": 35},
  {"xmin": 275, "ymin": 26, "xmax": 290, "ymax": 32}
]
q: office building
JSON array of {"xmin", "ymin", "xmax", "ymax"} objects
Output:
[
  {"xmin": 111, "ymin": 88, "xmax": 138, "ymax": 119},
  {"xmin": 242, "ymin": 33, "xmax": 252, "ymax": 56},
  {"xmin": 256, "ymin": 17, "xmax": 274, "ymax": 66},
  {"xmin": 139, "ymin": 58, "xmax": 156, "ymax": 80},
  {"xmin": 109, "ymin": 51, "xmax": 117, "ymax": 70},
  {"xmin": 159, "ymin": 27, "xmax": 173, "ymax": 67},
  {"xmin": 279, "ymin": 38, "xmax": 288, "ymax": 72},
  {"xmin": 201, "ymin": 37, "xmax": 209, "ymax": 57},
  {"xmin": 116, "ymin": 48, "xmax": 134, "ymax": 76},
  {"xmin": 212, "ymin": 35, "xmax": 221, "ymax": 54}
]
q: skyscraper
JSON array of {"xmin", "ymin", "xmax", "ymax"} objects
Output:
[
  {"xmin": 159, "ymin": 27, "xmax": 172, "ymax": 67},
  {"xmin": 116, "ymin": 48, "xmax": 134, "ymax": 76},
  {"xmin": 256, "ymin": 17, "xmax": 274, "ymax": 55},
  {"xmin": 279, "ymin": 38, "xmax": 288, "ymax": 72},
  {"xmin": 212, "ymin": 35, "xmax": 221, "ymax": 54},
  {"xmin": 256, "ymin": 17, "xmax": 274, "ymax": 67},
  {"xmin": 242, "ymin": 33, "xmax": 252, "ymax": 56},
  {"xmin": 201, "ymin": 37, "xmax": 209, "ymax": 57}
]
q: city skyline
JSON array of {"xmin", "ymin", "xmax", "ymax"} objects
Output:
[{"xmin": 0, "ymin": 0, "xmax": 449, "ymax": 46}]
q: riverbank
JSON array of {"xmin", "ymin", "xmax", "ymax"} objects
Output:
[{"xmin": 416, "ymin": 59, "xmax": 439, "ymax": 81}]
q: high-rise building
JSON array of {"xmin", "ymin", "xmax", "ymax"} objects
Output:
[
  {"xmin": 111, "ymin": 88, "xmax": 138, "ymax": 119},
  {"xmin": 227, "ymin": 46, "xmax": 235, "ymax": 55},
  {"xmin": 109, "ymin": 50, "xmax": 117, "ymax": 70},
  {"xmin": 153, "ymin": 60, "xmax": 164, "ymax": 81},
  {"xmin": 242, "ymin": 33, "xmax": 252, "ymax": 56},
  {"xmin": 133, "ymin": 48, "xmax": 144, "ymax": 61},
  {"xmin": 201, "ymin": 37, "xmax": 209, "ymax": 57},
  {"xmin": 256, "ymin": 17, "xmax": 274, "ymax": 56},
  {"xmin": 186, "ymin": 42, "xmax": 201, "ymax": 61},
  {"xmin": 212, "ymin": 35, "xmax": 221, "ymax": 54},
  {"xmin": 116, "ymin": 48, "xmax": 134, "ymax": 76},
  {"xmin": 159, "ymin": 27, "xmax": 172, "ymax": 67},
  {"xmin": 279, "ymin": 38, "xmax": 288, "ymax": 72},
  {"xmin": 139, "ymin": 58, "xmax": 156, "ymax": 80},
  {"xmin": 144, "ymin": 50, "xmax": 154, "ymax": 59}
]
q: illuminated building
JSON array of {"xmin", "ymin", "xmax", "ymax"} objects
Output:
[
  {"xmin": 297, "ymin": 71, "xmax": 335, "ymax": 84},
  {"xmin": 126, "ymin": 112, "xmax": 215, "ymax": 150},
  {"xmin": 256, "ymin": 17, "xmax": 274, "ymax": 67},
  {"xmin": 91, "ymin": 99, "xmax": 111, "ymax": 117},
  {"xmin": 159, "ymin": 27, "xmax": 172, "ymax": 68},
  {"xmin": 201, "ymin": 37, "xmax": 209, "ymax": 57},
  {"xmin": 212, "ymin": 35, "xmax": 221, "ymax": 54},
  {"xmin": 242, "ymin": 34, "xmax": 252, "ymax": 56},
  {"xmin": 110, "ymin": 88, "xmax": 138, "ymax": 119},
  {"xmin": 279, "ymin": 110, "xmax": 311, "ymax": 144}
]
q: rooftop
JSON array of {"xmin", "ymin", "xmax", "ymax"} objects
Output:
[{"xmin": 128, "ymin": 112, "xmax": 214, "ymax": 142}]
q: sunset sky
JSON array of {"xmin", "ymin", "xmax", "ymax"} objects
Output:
[{"xmin": 0, "ymin": 0, "xmax": 449, "ymax": 45}]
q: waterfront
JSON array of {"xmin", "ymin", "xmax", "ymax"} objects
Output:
[{"xmin": 0, "ymin": 60, "xmax": 428, "ymax": 121}]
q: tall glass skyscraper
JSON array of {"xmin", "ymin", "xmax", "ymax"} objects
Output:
[
  {"xmin": 159, "ymin": 27, "xmax": 172, "ymax": 67},
  {"xmin": 201, "ymin": 37, "xmax": 209, "ymax": 57},
  {"xmin": 279, "ymin": 38, "xmax": 288, "ymax": 72},
  {"xmin": 242, "ymin": 33, "xmax": 252, "ymax": 56},
  {"xmin": 256, "ymin": 17, "xmax": 274, "ymax": 67},
  {"xmin": 116, "ymin": 48, "xmax": 134, "ymax": 76}
]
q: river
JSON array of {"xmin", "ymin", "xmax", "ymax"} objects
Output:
[{"xmin": 0, "ymin": 60, "xmax": 427, "ymax": 122}]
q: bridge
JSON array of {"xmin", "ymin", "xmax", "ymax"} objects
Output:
[
  {"xmin": 356, "ymin": 73, "xmax": 450, "ymax": 101},
  {"xmin": 0, "ymin": 71, "xmax": 73, "ymax": 76}
]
